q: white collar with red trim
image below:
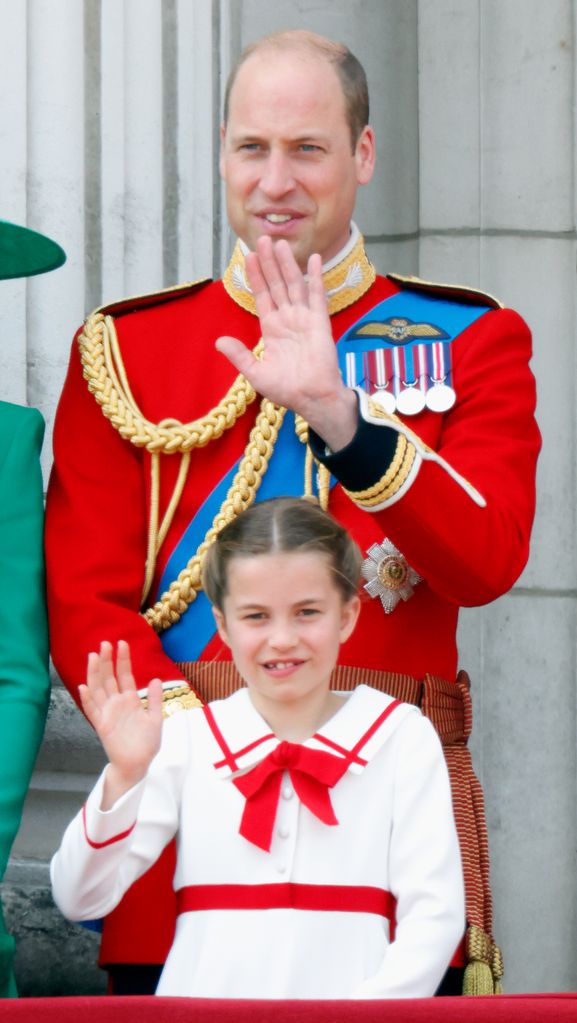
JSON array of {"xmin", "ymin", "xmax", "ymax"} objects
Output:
[{"xmin": 202, "ymin": 685, "xmax": 417, "ymax": 781}]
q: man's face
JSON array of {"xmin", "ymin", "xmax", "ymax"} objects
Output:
[{"xmin": 220, "ymin": 50, "xmax": 375, "ymax": 270}]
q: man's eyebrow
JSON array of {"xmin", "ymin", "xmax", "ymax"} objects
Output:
[
  {"xmin": 228, "ymin": 130, "xmax": 330, "ymax": 145},
  {"xmin": 233, "ymin": 597, "xmax": 325, "ymax": 610},
  {"xmin": 227, "ymin": 130, "xmax": 263, "ymax": 143}
]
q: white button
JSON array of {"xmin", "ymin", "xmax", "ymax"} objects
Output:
[
  {"xmin": 277, "ymin": 826, "xmax": 290, "ymax": 840},
  {"xmin": 281, "ymin": 785, "xmax": 293, "ymax": 800},
  {"xmin": 276, "ymin": 863, "xmax": 287, "ymax": 874}
]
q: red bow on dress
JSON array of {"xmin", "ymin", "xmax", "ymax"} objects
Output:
[{"xmin": 233, "ymin": 741, "xmax": 350, "ymax": 852}]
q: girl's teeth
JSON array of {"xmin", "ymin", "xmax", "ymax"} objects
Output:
[{"xmin": 266, "ymin": 213, "xmax": 291, "ymax": 223}]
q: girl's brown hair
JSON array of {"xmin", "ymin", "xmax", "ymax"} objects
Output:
[{"xmin": 202, "ymin": 497, "xmax": 362, "ymax": 610}]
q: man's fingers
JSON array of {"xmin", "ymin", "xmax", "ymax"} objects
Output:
[
  {"xmin": 245, "ymin": 251, "xmax": 275, "ymax": 318},
  {"xmin": 306, "ymin": 252, "xmax": 328, "ymax": 315},
  {"xmin": 215, "ymin": 336, "xmax": 259, "ymax": 380},
  {"xmin": 253, "ymin": 238, "xmax": 291, "ymax": 308},
  {"xmin": 276, "ymin": 241, "xmax": 309, "ymax": 306}
]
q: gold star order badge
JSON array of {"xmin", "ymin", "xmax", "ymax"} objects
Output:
[{"xmin": 361, "ymin": 539, "xmax": 422, "ymax": 613}]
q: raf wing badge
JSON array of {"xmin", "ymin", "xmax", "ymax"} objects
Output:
[{"xmin": 362, "ymin": 538, "xmax": 422, "ymax": 613}]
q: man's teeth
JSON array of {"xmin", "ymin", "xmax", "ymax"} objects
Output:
[{"xmin": 265, "ymin": 213, "xmax": 292, "ymax": 223}]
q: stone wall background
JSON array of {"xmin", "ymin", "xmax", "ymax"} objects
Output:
[{"xmin": 0, "ymin": 0, "xmax": 575, "ymax": 996}]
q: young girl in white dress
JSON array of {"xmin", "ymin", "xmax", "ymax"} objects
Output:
[{"xmin": 51, "ymin": 497, "xmax": 464, "ymax": 999}]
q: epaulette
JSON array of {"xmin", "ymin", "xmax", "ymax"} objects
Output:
[
  {"xmin": 93, "ymin": 277, "xmax": 212, "ymax": 320},
  {"xmin": 387, "ymin": 273, "xmax": 503, "ymax": 310}
]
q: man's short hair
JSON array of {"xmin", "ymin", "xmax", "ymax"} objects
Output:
[{"xmin": 223, "ymin": 30, "xmax": 370, "ymax": 151}]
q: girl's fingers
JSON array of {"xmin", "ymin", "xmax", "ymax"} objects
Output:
[
  {"xmin": 86, "ymin": 651, "xmax": 100, "ymax": 690},
  {"xmin": 85, "ymin": 651, "xmax": 109, "ymax": 709},
  {"xmin": 115, "ymin": 640, "xmax": 136, "ymax": 693},
  {"xmin": 79, "ymin": 683, "xmax": 100, "ymax": 728},
  {"xmin": 146, "ymin": 678, "xmax": 164, "ymax": 724},
  {"xmin": 97, "ymin": 641, "xmax": 118, "ymax": 698}
]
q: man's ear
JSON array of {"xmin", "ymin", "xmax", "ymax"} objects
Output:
[
  {"xmin": 213, "ymin": 606, "xmax": 230, "ymax": 647},
  {"xmin": 354, "ymin": 125, "xmax": 376, "ymax": 186},
  {"xmin": 339, "ymin": 594, "xmax": 361, "ymax": 644}
]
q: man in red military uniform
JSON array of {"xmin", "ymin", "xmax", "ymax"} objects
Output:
[{"xmin": 45, "ymin": 30, "xmax": 540, "ymax": 995}]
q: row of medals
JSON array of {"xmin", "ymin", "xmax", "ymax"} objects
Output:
[
  {"xmin": 345, "ymin": 341, "xmax": 456, "ymax": 417},
  {"xmin": 368, "ymin": 374, "xmax": 456, "ymax": 416}
]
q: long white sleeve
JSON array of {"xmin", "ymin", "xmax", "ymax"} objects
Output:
[
  {"xmin": 50, "ymin": 711, "xmax": 189, "ymax": 921},
  {"xmin": 352, "ymin": 714, "xmax": 465, "ymax": 998}
]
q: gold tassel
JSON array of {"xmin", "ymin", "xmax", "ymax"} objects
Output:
[
  {"xmin": 463, "ymin": 926, "xmax": 503, "ymax": 995},
  {"xmin": 463, "ymin": 959, "xmax": 495, "ymax": 995},
  {"xmin": 491, "ymin": 940, "xmax": 504, "ymax": 994}
]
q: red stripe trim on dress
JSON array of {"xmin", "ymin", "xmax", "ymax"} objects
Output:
[
  {"xmin": 202, "ymin": 704, "xmax": 238, "ymax": 771},
  {"xmin": 311, "ymin": 732, "xmax": 368, "ymax": 766},
  {"xmin": 82, "ymin": 804, "xmax": 135, "ymax": 849},
  {"xmin": 312, "ymin": 699, "xmax": 401, "ymax": 768},
  {"xmin": 176, "ymin": 882, "xmax": 396, "ymax": 928},
  {"xmin": 214, "ymin": 732, "xmax": 276, "ymax": 770},
  {"xmin": 349, "ymin": 699, "xmax": 402, "ymax": 758}
]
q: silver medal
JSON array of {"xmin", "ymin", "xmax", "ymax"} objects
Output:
[
  {"xmin": 371, "ymin": 387, "xmax": 396, "ymax": 414},
  {"xmin": 425, "ymin": 382, "xmax": 456, "ymax": 412},
  {"xmin": 396, "ymin": 385, "xmax": 426, "ymax": 416}
]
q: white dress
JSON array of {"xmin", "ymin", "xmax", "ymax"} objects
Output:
[{"xmin": 51, "ymin": 685, "xmax": 465, "ymax": 999}]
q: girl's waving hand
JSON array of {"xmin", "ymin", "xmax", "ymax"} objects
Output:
[{"xmin": 79, "ymin": 640, "xmax": 163, "ymax": 809}]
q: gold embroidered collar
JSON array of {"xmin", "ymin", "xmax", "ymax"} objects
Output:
[{"xmin": 223, "ymin": 228, "xmax": 376, "ymax": 316}]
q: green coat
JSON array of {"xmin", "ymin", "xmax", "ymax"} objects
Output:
[{"xmin": 0, "ymin": 402, "xmax": 50, "ymax": 997}]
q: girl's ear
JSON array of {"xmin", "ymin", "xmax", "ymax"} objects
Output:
[
  {"xmin": 213, "ymin": 607, "xmax": 230, "ymax": 648},
  {"xmin": 339, "ymin": 594, "xmax": 361, "ymax": 644}
]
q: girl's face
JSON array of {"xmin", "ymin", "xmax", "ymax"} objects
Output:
[{"xmin": 213, "ymin": 550, "xmax": 360, "ymax": 720}]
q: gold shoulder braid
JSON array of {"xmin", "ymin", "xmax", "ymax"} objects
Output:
[
  {"xmin": 78, "ymin": 304, "xmax": 259, "ymax": 454},
  {"xmin": 79, "ymin": 305, "xmax": 262, "ymax": 604},
  {"xmin": 78, "ymin": 235, "xmax": 376, "ymax": 629}
]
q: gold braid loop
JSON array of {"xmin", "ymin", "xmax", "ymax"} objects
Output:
[
  {"xmin": 143, "ymin": 399, "xmax": 285, "ymax": 632},
  {"xmin": 294, "ymin": 415, "xmax": 330, "ymax": 510},
  {"xmin": 79, "ymin": 311, "xmax": 262, "ymax": 454},
  {"xmin": 294, "ymin": 414, "xmax": 309, "ymax": 444}
]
